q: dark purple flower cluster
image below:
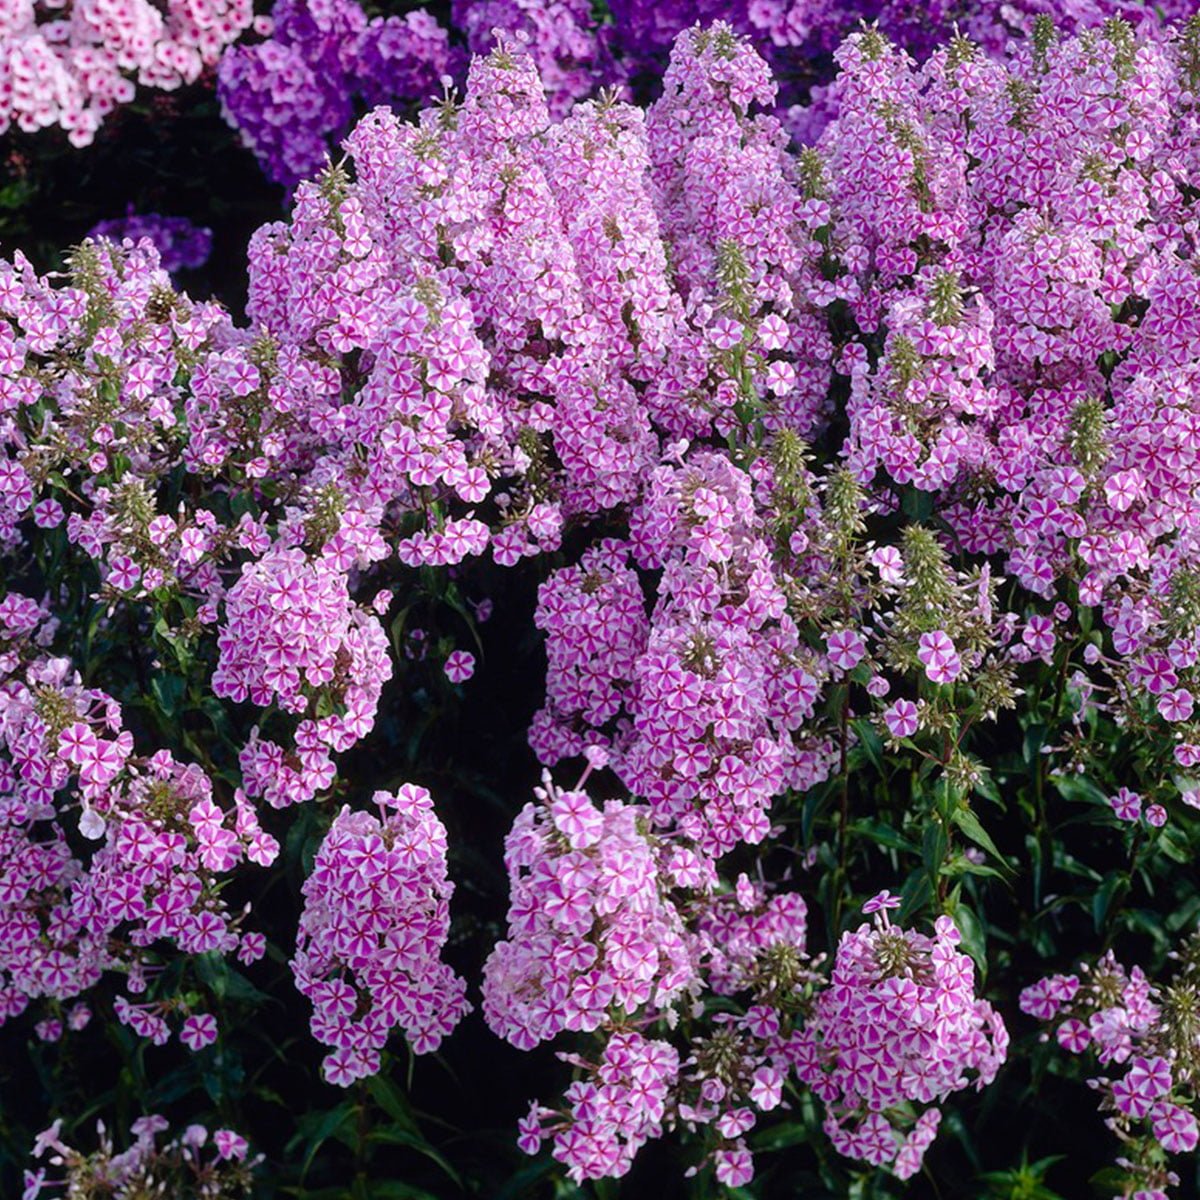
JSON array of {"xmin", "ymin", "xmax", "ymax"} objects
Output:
[
  {"xmin": 87, "ymin": 208, "xmax": 213, "ymax": 274},
  {"xmin": 217, "ymin": 0, "xmax": 459, "ymax": 188},
  {"xmin": 214, "ymin": 0, "xmax": 1195, "ymax": 189}
]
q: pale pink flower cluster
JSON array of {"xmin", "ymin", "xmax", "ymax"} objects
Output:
[
  {"xmin": 292, "ymin": 786, "xmax": 470, "ymax": 1085},
  {"xmin": 533, "ymin": 452, "xmax": 838, "ymax": 857},
  {"xmin": 504, "ymin": 833, "xmax": 813, "ymax": 1185},
  {"xmin": 791, "ymin": 901, "xmax": 1008, "ymax": 1178},
  {"xmin": 24, "ymin": 1114, "xmax": 256, "ymax": 1200},
  {"xmin": 482, "ymin": 775, "xmax": 709, "ymax": 1051},
  {"xmin": 0, "ymin": 594, "xmax": 267, "ymax": 1046},
  {"xmin": 1022, "ymin": 947, "xmax": 1200, "ymax": 1194},
  {"xmin": 1, "ymin": 0, "xmax": 252, "ymax": 146},
  {"xmin": 519, "ymin": 1031, "xmax": 681, "ymax": 1182},
  {"xmin": 216, "ymin": 548, "xmax": 392, "ymax": 808}
]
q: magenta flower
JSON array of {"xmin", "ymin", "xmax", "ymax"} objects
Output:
[
  {"xmin": 1021, "ymin": 616, "xmax": 1055, "ymax": 658},
  {"xmin": 180, "ymin": 1014, "xmax": 219, "ymax": 1052},
  {"xmin": 1113, "ymin": 1056, "xmax": 1172, "ymax": 1119},
  {"xmin": 1151, "ymin": 1102, "xmax": 1199, "ymax": 1154},
  {"xmin": 870, "ymin": 546, "xmax": 904, "ymax": 584},
  {"xmin": 31, "ymin": 500, "xmax": 64, "ymax": 528},
  {"xmin": 883, "ymin": 699, "xmax": 919, "ymax": 739},
  {"xmin": 1158, "ymin": 689, "xmax": 1194, "ymax": 723},
  {"xmin": 826, "ymin": 628, "xmax": 867, "ymax": 673},
  {"xmin": 214, "ymin": 1130, "xmax": 249, "ymax": 1161},
  {"xmin": 917, "ymin": 631, "xmax": 962, "ymax": 685},
  {"xmin": 444, "ymin": 650, "xmax": 476, "ymax": 683},
  {"xmin": 58, "ymin": 723, "xmax": 98, "ymax": 767},
  {"xmin": 1110, "ymin": 788, "xmax": 1143, "ymax": 822},
  {"xmin": 1055, "ymin": 1019, "xmax": 1090, "ymax": 1054},
  {"xmin": 714, "ymin": 1146, "xmax": 754, "ymax": 1187}
]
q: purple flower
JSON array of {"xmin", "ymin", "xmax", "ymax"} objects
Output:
[
  {"xmin": 883, "ymin": 699, "xmax": 919, "ymax": 739},
  {"xmin": 89, "ymin": 209, "xmax": 213, "ymax": 274}
]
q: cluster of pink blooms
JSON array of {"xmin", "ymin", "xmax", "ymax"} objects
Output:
[
  {"xmin": 292, "ymin": 786, "xmax": 469, "ymax": 1086},
  {"xmin": 495, "ymin": 822, "xmax": 1003, "ymax": 1186},
  {"xmin": 823, "ymin": 18, "xmax": 1200, "ymax": 707},
  {"xmin": 9, "ymin": 0, "xmax": 1190, "ymax": 159},
  {"xmin": 216, "ymin": 548, "xmax": 392, "ymax": 808},
  {"xmin": 495, "ymin": 781, "xmax": 806, "ymax": 1185},
  {"xmin": 217, "ymin": 0, "xmax": 460, "ymax": 188},
  {"xmin": 532, "ymin": 452, "xmax": 839, "ymax": 856},
  {"xmin": 520, "ymin": 1030, "xmax": 684, "ymax": 1183},
  {"xmin": 0, "ymin": 593, "xmax": 267, "ymax": 1046},
  {"xmin": 792, "ymin": 895, "xmax": 1008, "ymax": 1178},
  {"xmin": 24, "ymin": 1114, "xmax": 256, "ymax": 1199},
  {"xmin": 450, "ymin": 0, "xmax": 602, "ymax": 116},
  {"xmin": 0, "ymin": 0, "xmax": 252, "ymax": 146},
  {"xmin": 1022, "ymin": 943, "xmax": 1200, "ymax": 1199},
  {"xmin": 482, "ymin": 772, "xmax": 709, "ymax": 1051}
]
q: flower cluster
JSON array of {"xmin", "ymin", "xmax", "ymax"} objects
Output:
[
  {"xmin": 217, "ymin": 0, "xmax": 458, "ymax": 188},
  {"xmin": 0, "ymin": 596, "xmax": 268, "ymax": 1042},
  {"xmin": 534, "ymin": 453, "xmax": 839, "ymax": 856},
  {"xmin": 1, "ymin": 0, "xmax": 252, "ymax": 146},
  {"xmin": 1022, "ymin": 937, "xmax": 1200, "ymax": 1198},
  {"xmin": 292, "ymin": 786, "xmax": 469, "ymax": 1086},
  {"xmin": 824, "ymin": 18, "xmax": 1200, "ymax": 778},
  {"xmin": 521, "ymin": 1031, "xmax": 682, "ymax": 1183},
  {"xmin": 87, "ymin": 209, "xmax": 213, "ymax": 274},
  {"xmin": 483, "ymin": 774, "xmax": 708, "ymax": 1051},
  {"xmin": 216, "ymin": 549, "xmax": 391, "ymax": 808},
  {"xmin": 10, "ymin": 0, "xmax": 1191, "ymax": 161},
  {"xmin": 494, "ymin": 780, "xmax": 810, "ymax": 1185},
  {"xmin": 24, "ymin": 1115, "xmax": 256, "ymax": 1200},
  {"xmin": 451, "ymin": 0, "xmax": 604, "ymax": 116},
  {"xmin": 217, "ymin": 0, "xmax": 615, "ymax": 186},
  {"xmin": 792, "ymin": 897, "xmax": 1008, "ymax": 1177}
]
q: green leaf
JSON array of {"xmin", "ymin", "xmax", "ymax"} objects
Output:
[
  {"xmin": 492, "ymin": 1158, "xmax": 568, "ymax": 1200},
  {"xmin": 1088, "ymin": 1167, "xmax": 1132, "ymax": 1193},
  {"xmin": 922, "ymin": 819, "xmax": 950, "ymax": 876},
  {"xmin": 899, "ymin": 870, "xmax": 933, "ymax": 922},
  {"xmin": 389, "ymin": 605, "xmax": 414, "ymax": 661},
  {"xmin": 365, "ymin": 1074, "xmax": 416, "ymax": 1129},
  {"xmin": 289, "ymin": 1102, "xmax": 358, "ymax": 1179},
  {"xmin": 941, "ymin": 854, "xmax": 1005, "ymax": 881},
  {"xmin": 848, "ymin": 818, "xmax": 918, "ymax": 854},
  {"xmin": 442, "ymin": 581, "xmax": 485, "ymax": 659},
  {"xmin": 952, "ymin": 805, "xmax": 1013, "ymax": 876},
  {"xmin": 1158, "ymin": 824, "xmax": 1193, "ymax": 865},
  {"xmin": 1092, "ymin": 872, "xmax": 1128, "ymax": 933},
  {"xmin": 1049, "ymin": 774, "xmax": 1109, "ymax": 808},
  {"xmin": 951, "ymin": 902, "xmax": 988, "ymax": 975},
  {"xmin": 150, "ymin": 673, "xmax": 186, "ymax": 719},
  {"xmin": 200, "ymin": 1045, "xmax": 246, "ymax": 1106},
  {"xmin": 750, "ymin": 1120, "xmax": 817, "ymax": 1151},
  {"xmin": 365, "ymin": 1126, "xmax": 462, "ymax": 1187},
  {"xmin": 848, "ymin": 717, "xmax": 885, "ymax": 776}
]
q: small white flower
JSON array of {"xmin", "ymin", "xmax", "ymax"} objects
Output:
[{"xmin": 79, "ymin": 807, "xmax": 106, "ymax": 841}]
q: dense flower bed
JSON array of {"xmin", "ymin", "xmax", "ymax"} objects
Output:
[
  {"xmin": 5, "ymin": 0, "xmax": 1192, "ymax": 157},
  {"xmin": 4, "ymin": 10, "xmax": 1200, "ymax": 1200}
]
